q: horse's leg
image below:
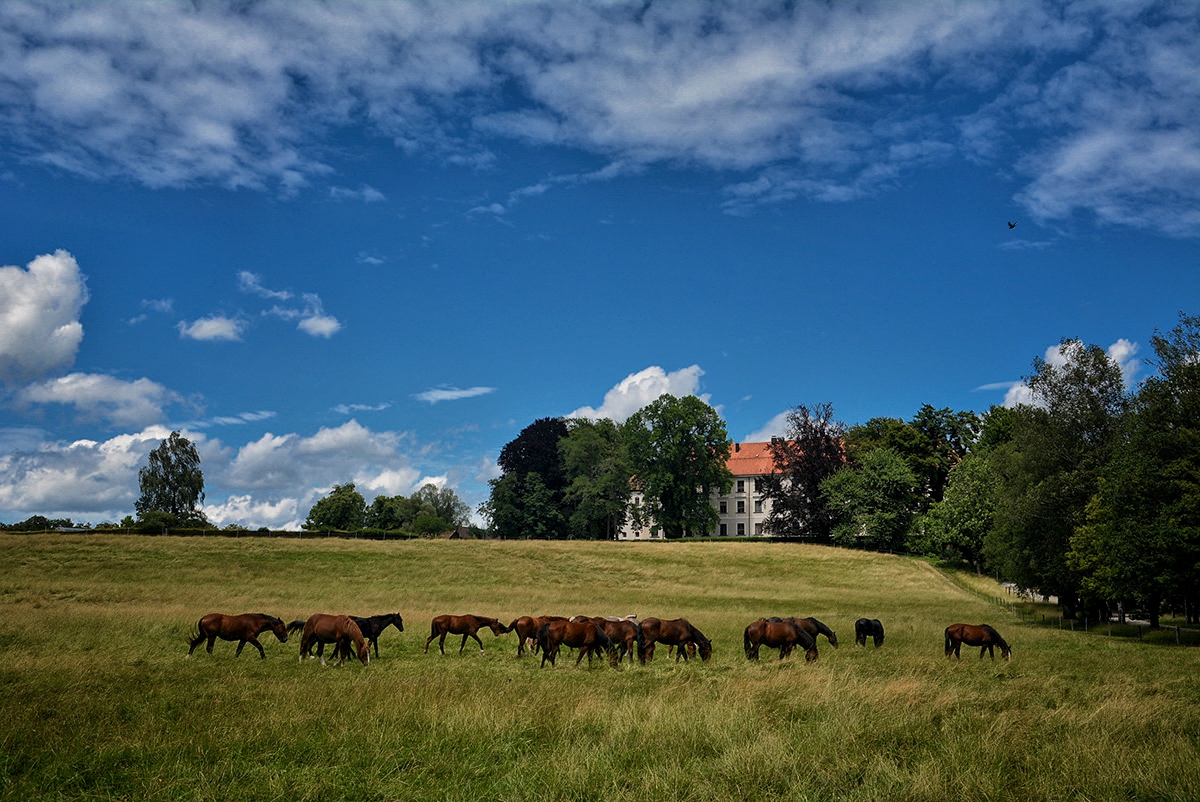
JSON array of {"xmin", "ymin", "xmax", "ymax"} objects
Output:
[
  {"xmin": 250, "ymin": 637, "xmax": 266, "ymax": 659},
  {"xmin": 317, "ymin": 641, "xmax": 327, "ymax": 666},
  {"xmin": 235, "ymin": 639, "xmax": 246, "ymax": 657},
  {"xmin": 469, "ymin": 632, "xmax": 484, "ymax": 655},
  {"xmin": 206, "ymin": 635, "xmax": 216, "ymax": 654}
]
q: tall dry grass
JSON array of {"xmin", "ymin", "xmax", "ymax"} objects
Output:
[{"xmin": 2, "ymin": 535, "xmax": 1198, "ymax": 801}]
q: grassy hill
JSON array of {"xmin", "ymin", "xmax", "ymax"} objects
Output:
[{"xmin": 2, "ymin": 535, "xmax": 1198, "ymax": 801}]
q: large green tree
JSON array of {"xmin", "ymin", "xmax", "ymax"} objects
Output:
[
  {"xmin": 759, "ymin": 402, "xmax": 845, "ymax": 540},
  {"xmin": 1070, "ymin": 314, "xmax": 1200, "ymax": 627},
  {"xmin": 624, "ymin": 394, "xmax": 732, "ymax": 538},
  {"xmin": 821, "ymin": 448, "xmax": 918, "ymax": 552},
  {"xmin": 303, "ymin": 482, "xmax": 366, "ymax": 532},
  {"xmin": 483, "ymin": 417, "xmax": 571, "ymax": 539},
  {"xmin": 411, "ymin": 484, "xmax": 471, "ymax": 527},
  {"xmin": 912, "ymin": 453, "xmax": 996, "ymax": 570},
  {"xmin": 985, "ymin": 339, "xmax": 1129, "ymax": 619},
  {"xmin": 560, "ymin": 418, "xmax": 631, "ymax": 540},
  {"xmin": 135, "ymin": 431, "xmax": 207, "ymax": 527}
]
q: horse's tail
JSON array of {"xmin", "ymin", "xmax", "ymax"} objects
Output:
[
  {"xmin": 743, "ymin": 625, "xmax": 753, "ymax": 658},
  {"xmin": 187, "ymin": 625, "xmax": 205, "ymax": 649},
  {"xmin": 286, "ymin": 619, "xmax": 306, "ymax": 635},
  {"xmin": 944, "ymin": 627, "xmax": 953, "ymax": 655},
  {"xmin": 506, "ymin": 619, "xmax": 521, "ymax": 633},
  {"xmin": 634, "ymin": 621, "xmax": 645, "ymax": 655},
  {"xmin": 535, "ymin": 623, "xmax": 552, "ymax": 655}
]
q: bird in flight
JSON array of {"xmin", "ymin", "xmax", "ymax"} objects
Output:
[{"xmin": 1007, "ymin": 221, "xmax": 1017, "ymax": 229}]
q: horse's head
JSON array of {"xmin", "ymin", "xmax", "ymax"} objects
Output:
[
  {"xmin": 356, "ymin": 640, "xmax": 371, "ymax": 665},
  {"xmin": 488, "ymin": 619, "xmax": 508, "ymax": 636},
  {"xmin": 392, "ymin": 613, "xmax": 404, "ymax": 633},
  {"xmin": 271, "ymin": 617, "xmax": 289, "ymax": 643},
  {"xmin": 1001, "ymin": 644, "xmax": 1012, "ymax": 661},
  {"xmin": 696, "ymin": 638, "xmax": 712, "ymax": 661},
  {"xmin": 805, "ymin": 646, "xmax": 819, "ymax": 662}
]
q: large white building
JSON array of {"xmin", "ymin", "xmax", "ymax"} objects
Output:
[{"xmin": 618, "ymin": 441, "xmax": 780, "ymax": 539}]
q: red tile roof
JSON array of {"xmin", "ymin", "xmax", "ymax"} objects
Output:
[{"xmin": 726, "ymin": 441, "xmax": 780, "ymax": 477}]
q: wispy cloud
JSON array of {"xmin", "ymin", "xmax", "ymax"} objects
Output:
[
  {"xmin": 238, "ymin": 271, "xmax": 292, "ymax": 301},
  {"xmin": 330, "ymin": 184, "xmax": 386, "ymax": 203},
  {"xmin": 333, "ymin": 402, "xmax": 391, "ymax": 415},
  {"xmin": 3, "ymin": 3, "xmax": 1196, "ymax": 234},
  {"xmin": 413, "ymin": 386, "xmax": 496, "ymax": 404}
]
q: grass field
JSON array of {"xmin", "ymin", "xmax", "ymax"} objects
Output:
[{"xmin": 2, "ymin": 534, "xmax": 1198, "ymax": 801}]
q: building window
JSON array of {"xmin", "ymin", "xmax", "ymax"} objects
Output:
[
  {"xmin": 754, "ymin": 500, "xmax": 763, "ymax": 513},
  {"xmin": 755, "ymin": 522, "xmax": 764, "ymax": 535},
  {"xmin": 737, "ymin": 480, "xmax": 745, "ymax": 493},
  {"xmin": 737, "ymin": 500, "xmax": 746, "ymax": 514},
  {"xmin": 719, "ymin": 524, "xmax": 727, "ymax": 536},
  {"xmin": 737, "ymin": 523, "xmax": 746, "ymax": 536},
  {"xmin": 719, "ymin": 501, "xmax": 727, "ymax": 514}
]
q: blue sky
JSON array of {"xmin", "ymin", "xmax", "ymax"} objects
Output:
[{"xmin": 1, "ymin": 0, "xmax": 1197, "ymax": 529}]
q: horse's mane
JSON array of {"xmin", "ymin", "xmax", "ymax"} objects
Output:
[
  {"xmin": 982, "ymin": 624, "xmax": 1009, "ymax": 648},
  {"xmin": 807, "ymin": 617, "xmax": 834, "ymax": 638},
  {"xmin": 687, "ymin": 622, "xmax": 710, "ymax": 644}
]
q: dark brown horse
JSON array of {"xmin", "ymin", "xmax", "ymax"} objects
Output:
[
  {"xmin": 297, "ymin": 614, "xmax": 370, "ymax": 666},
  {"xmin": 349, "ymin": 613, "xmax": 404, "ymax": 658},
  {"xmin": 536, "ymin": 619, "xmax": 616, "ymax": 667},
  {"xmin": 638, "ymin": 617, "xmax": 712, "ymax": 663},
  {"xmin": 945, "ymin": 623, "xmax": 1011, "ymax": 661},
  {"xmin": 855, "ymin": 618, "xmax": 884, "ymax": 648},
  {"xmin": 600, "ymin": 618, "xmax": 643, "ymax": 664},
  {"xmin": 768, "ymin": 617, "xmax": 838, "ymax": 649},
  {"xmin": 507, "ymin": 615, "xmax": 567, "ymax": 656},
  {"xmin": 744, "ymin": 618, "xmax": 818, "ymax": 662},
  {"xmin": 424, "ymin": 614, "xmax": 508, "ymax": 655},
  {"xmin": 187, "ymin": 612, "xmax": 288, "ymax": 658}
]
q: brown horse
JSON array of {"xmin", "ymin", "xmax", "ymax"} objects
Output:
[
  {"xmin": 187, "ymin": 612, "xmax": 288, "ymax": 658},
  {"xmin": 744, "ymin": 618, "xmax": 818, "ymax": 661},
  {"xmin": 536, "ymin": 619, "xmax": 616, "ymax": 667},
  {"xmin": 424, "ymin": 614, "xmax": 508, "ymax": 655},
  {"xmin": 297, "ymin": 614, "xmax": 370, "ymax": 666},
  {"xmin": 638, "ymin": 617, "xmax": 712, "ymax": 663},
  {"xmin": 600, "ymin": 618, "xmax": 643, "ymax": 664},
  {"xmin": 794, "ymin": 617, "xmax": 838, "ymax": 648},
  {"xmin": 507, "ymin": 615, "xmax": 567, "ymax": 656},
  {"xmin": 945, "ymin": 623, "xmax": 1011, "ymax": 661}
]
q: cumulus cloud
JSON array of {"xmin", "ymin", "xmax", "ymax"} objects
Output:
[
  {"xmin": 744, "ymin": 411, "xmax": 791, "ymax": 443},
  {"xmin": 0, "ymin": 426, "xmax": 183, "ymax": 520},
  {"xmin": 567, "ymin": 365, "xmax": 706, "ymax": 423},
  {"xmin": 178, "ymin": 315, "xmax": 246, "ymax": 341},
  {"xmin": 0, "ymin": 250, "xmax": 88, "ymax": 384},
  {"xmin": 2, "ymin": 3, "xmax": 1198, "ymax": 233},
  {"xmin": 18, "ymin": 373, "xmax": 182, "ymax": 428},
  {"xmin": 990, "ymin": 338, "xmax": 1141, "ymax": 408},
  {"xmin": 413, "ymin": 386, "xmax": 496, "ymax": 404}
]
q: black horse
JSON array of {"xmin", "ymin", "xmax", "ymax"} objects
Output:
[
  {"xmin": 349, "ymin": 613, "xmax": 404, "ymax": 658},
  {"xmin": 855, "ymin": 618, "xmax": 884, "ymax": 648}
]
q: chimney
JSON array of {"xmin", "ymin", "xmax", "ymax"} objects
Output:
[{"xmin": 734, "ymin": 443, "xmax": 740, "ymax": 452}]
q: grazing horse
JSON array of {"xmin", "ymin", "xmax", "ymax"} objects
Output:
[
  {"xmin": 536, "ymin": 619, "xmax": 616, "ymax": 668},
  {"xmin": 945, "ymin": 623, "xmax": 1011, "ymax": 661},
  {"xmin": 855, "ymin": 618, "xmax": 885, "ymax": 648},
  {"xmin": 601, "ymin": 618, "xmax": 644, "ymax": 664},
  {"xmin": 297, "ymin": 614, "xmax": 370, "ymax": 666},
  {"xmin": 744, "ymin": 618, "xmax": 818, "ymax": 662},
  {"xmin": 424, "ymin": 614, "xmax": 508, "ymax": 655},
  {"xmin": 507, "ymin": 615, "xmax": 567, "ymax": 656},
  {"xmin": 187, "ymin": 612, "xmax": 288, "ymax": 658},
  {"xmin": 768, "ymin": 617, "xmax": 838, "ymax": 649},
  {"xmin": 349, "ymin": 613, "xmax": 404, "ymax": 658},
  {"xmin": 638, "ymin": 617, "xmax": 712, "ymax": 664}
]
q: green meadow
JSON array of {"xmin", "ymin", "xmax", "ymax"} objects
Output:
[{"xmin": 2, "ymin": 534, "xmax": 1198, "ymax": 801}]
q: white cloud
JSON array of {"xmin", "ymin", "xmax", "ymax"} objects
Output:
[
  {"xmin": 297, "ymin": 313, "xmax": 341, "ymax": 338},
  {"xmin": 0, "ymin": 250, "xmax": 88, "ymax": 384},
  {"xmin": 332, "ymin": 402, "xmax": 391, "ymax": 415},
  {"xmin": 178, "ymin": 315, "xmax": 246, "ymax": 341},
  {"xmin": 330, "ymin": 184, "xmax": 385, "ymax": 203},
  {"xmin": 0, "ymin": 426, "xmax": 181, "ymax": 520},
  {"xmin": 18, "ymin": 373, "xmax": 182, "ymax": 428},
  {"xmin": 744, "ymin": 411, "xmax": 791, "ymax": 443},
  {"xmin": 2, "ymin": 3, "xmax": 1197, "ymax": 233},
  {"xmin": 238, "ymin": 271, "xmax": 292, "ymax": 301},
  {"xmin": 413, "ymin": 386, "xmax": 496, "ymax": 404},
  {"xmin": 994, "ymin": 338, "xmax": 1141, "ymax": 408},
  {"xmin": 204, "ymin": 494, "xmax": 300, "ymax": 531},
  {"xmin": 567, "ymin": 365, "xmax": 706, "ymax": 423}
]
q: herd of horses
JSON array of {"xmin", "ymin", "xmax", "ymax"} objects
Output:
[{"xmin": 185, "ymin": 611, "xmax": 1012, "ymax": 665}]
